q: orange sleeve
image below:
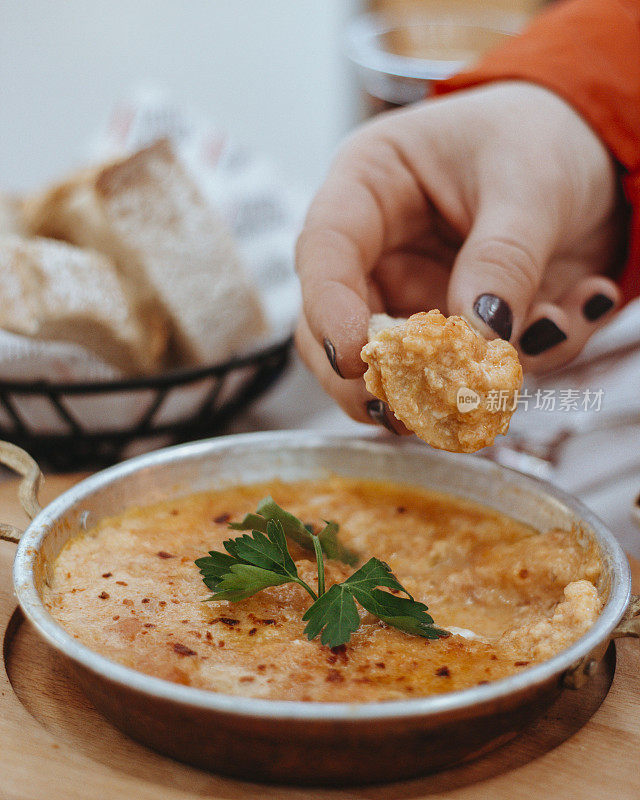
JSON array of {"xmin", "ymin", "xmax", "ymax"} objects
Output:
[{"xmin": 433, "ymin": 0, "xmax": 640, "ymax": 303}]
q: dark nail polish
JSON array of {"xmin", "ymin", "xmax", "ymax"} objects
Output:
[
  {"xmin": 520, "ymin": 318, "xmax": 567, "ymax": 356},
  {"xmin": 583, "ymin": 293, "xmax": 614, "ymax": 322},
  {"xmin": 323, "ymin": 338, "xmax": 343, "ymax": 378},
  {"xmin": 366, "ymin": 400, "xmax": 399, "ymax": 435},
  {"xmin": 473, "ymin": 294, "xmax": 513, "ymax": 340}
]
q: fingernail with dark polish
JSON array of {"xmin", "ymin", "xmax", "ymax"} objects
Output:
[
  {"xmin": 473, "ymin": 294, "xmax": 513, "ymax": 340},
  {"xmin": 323, "ymin": 338, "xmax": 343, "ymax": 378},
  {"xmin": 366, "ymin": 399, "xmax": 399, "ymax": 435},
  {"xmin": 583, "ymin": 293, "xmax": 614, "ymax": 322},
  {"xmin": 520, "ymin": 318, "xmax": 567, "ymax": 356}
]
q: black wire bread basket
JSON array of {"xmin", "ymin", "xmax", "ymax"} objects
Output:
[{"xmin": 0, "ymin": 337, "xmax": 292, "ymax": 471}]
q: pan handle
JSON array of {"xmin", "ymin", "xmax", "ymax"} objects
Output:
[
  {"xmin": 0, "ymin": 441, "xmax": 43, "ymax": 544},
  {"xmin": 612, "ymin": 593, "xmax": 640, "ymax": 639}
]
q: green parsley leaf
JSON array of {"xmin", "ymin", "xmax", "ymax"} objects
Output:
[
  {"xmin": 301, "ymin": 583, "xmax": 361, "ymax": 647},
  {"xmin": 194, "ymin": 550, "xmax": 238, "ymax": 591},
  {"xmin": 204, "ymin": 564, "xmax": 293, "ymax": 602},
  {"xmin": 302, "ymin": 558, "xmax": 448, "ymax": 647},
  {"xmin": 357, "ymin": 589, "xmax": 448, "ymax": 639},
  {"xmin": 229, "ymin": 496, "xmax": 359, "ymax": 566},
  {"xmin": 227, "ymin": 512, "xmax": 268, "ymax": 533},
  {"xmin": 196, "ymin": 518, "xmax": 317, "ymax": 602}
]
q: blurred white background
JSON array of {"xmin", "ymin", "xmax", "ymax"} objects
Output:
[
  {"xmin": 3, "ymin": 0, "xmax": 640, "ymax": 557},
  {"xmin": 0, "ymin": 0, "xmax": 360, "ymax": 195}
]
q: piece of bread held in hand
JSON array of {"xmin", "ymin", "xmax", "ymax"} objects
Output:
[
  {"xmin": 361, "ymin": 310, "xmax": 523, "ymax": 453},
  {"xmin": 24, "ymin": 140, "xmax": 267, "ymax": 367},
  {"xmin": 0, "ymin": 235, "xmax": 165, "ymax": 375}
]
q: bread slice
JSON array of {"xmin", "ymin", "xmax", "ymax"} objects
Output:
[
  {"xmin": 25, "ymin": 140, "xmax": 267, "ymax": 366},
  {"xmin": 0, "ymin": 235, "xmax": 166, "ymax": 375},
  {"xmin": 0, "ymin": 193, "xmax": 27, "ymax": 236}
]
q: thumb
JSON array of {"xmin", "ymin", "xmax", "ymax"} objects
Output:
[{"xmin": 447, "ymin": 205, "xmax": 555, "ymax": 342}]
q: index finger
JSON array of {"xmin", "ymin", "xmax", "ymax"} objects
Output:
[{"xmin": 295, "ymin": 160, "xmax": 386, "ymax": 378}]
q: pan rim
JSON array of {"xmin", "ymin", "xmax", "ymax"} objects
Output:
[{"xmin": 12, "ymin": 431, "xmax": 631, "ymax": 722}]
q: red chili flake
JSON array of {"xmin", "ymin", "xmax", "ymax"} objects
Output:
[
  {"xmin": 396, "ymin": 506, "xmax": 407, "ymax": 514},
  {"xmin": 159, "ymin": 601, "xmax": 166, "ymax": 607},
  {"xmin": 180, "ymin": 619, "xmax": 189, "ymax": 624},
  {"xmin": 326, "ymin": 669, "xmax": 344, "ymax": 683},
  {"xmin": 249, "ymin": 614, "xmax": 277, "ymax": 625},
  {"xmin": 173, "ymin": 643, "xmax": 197, "ymax": 656},
  {"xmin": 102, "ymin": 572, "xmax": 112, "ymax": 578},
  {"xmin": 98, "ymin": 591, "xmax": 110, "ymax": 600},
  {"xmin": 257, "ymin": 664, "xmax": 266, "ymax": 672},
  {"xmin": 514, "ymin": 661, "xmax": 530, "ymax": 667},
  {"xmin": 375, "ymin": 662, "xmax": 386, "ymax": 669},
  {"xmin": 143, "ymin": 623, "xmax": 155, "ymax": 628},
  {"xmin": 218, "ymin": 641, "xmax": 225, "ymax": 648},
  {"xmin": 157, "ymin": 551, "xmax": 175, "ymax": 559},
  {"xmin": 519, "ymin": 569, "xmax": 529, "ymax": 579},
  {"xmin": 205, "ymin": 631, "xmax": 213, "ymax": 641},
  {"xmin": 248, "ymin": 628, "xmax": 257, "ymax": 636},
  {"xmin": 112, "ymin": 615, "xmax": 120, "ymax": 621},
  {"xmin": 214, "ymin": 513, "xmax": 231, "ymax": 524},
  {"xmin": 491, "ymin": 654, "xmax": 498, "ymax": 660},
  {"xmin": 116, "ymin": 581, "xmax": 128, "ymax": 586},
  {"xmin": 478, "ymin": 680, "xmax": 490, "ymax": 685},
  {"xmin": 435, "ymin": 666, "xmax": 451, "ymax": 677},
  {"xmin": 141, "ymin": 598, "xmax": 150, "ymax": 604},
  {"xmin": 239, "ymin": 676, "xmax": 255, "ymax": 683}
]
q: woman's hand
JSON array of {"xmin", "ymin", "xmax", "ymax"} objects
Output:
[{"xmin": 295, "ymin": 81, "xmax": 622, "ymax": 429}]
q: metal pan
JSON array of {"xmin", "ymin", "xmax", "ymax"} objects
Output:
[{"xmin": 1, "ymin": 433, "xmax": 639, "ymax": 786}]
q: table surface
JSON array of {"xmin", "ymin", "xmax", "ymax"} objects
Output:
[{"xmin": 1, "ymin": 473, "xmax": 639, "ymax": 800}]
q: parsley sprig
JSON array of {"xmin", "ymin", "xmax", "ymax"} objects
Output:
[
  {"xmin": 229, "ymin": 496, "xmax": 359, "ymax": 566},
  {"xmin": 195, "ymin": 499, "xmax": 448, "ymax": 648}
]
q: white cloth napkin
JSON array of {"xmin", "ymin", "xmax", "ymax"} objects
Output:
[{"xmin": 489, "ymin": 298, "xmax": 640, "ymax": 556}]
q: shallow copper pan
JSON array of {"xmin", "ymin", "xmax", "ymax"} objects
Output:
[{"xmin": 1, "ymin": 433, "xmax": 639, "ymax": 785}]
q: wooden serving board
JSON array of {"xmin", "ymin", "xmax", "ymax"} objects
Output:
[{"xmin": 1, "ymin": 474, "xmax": 639, "ymax": 800}]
